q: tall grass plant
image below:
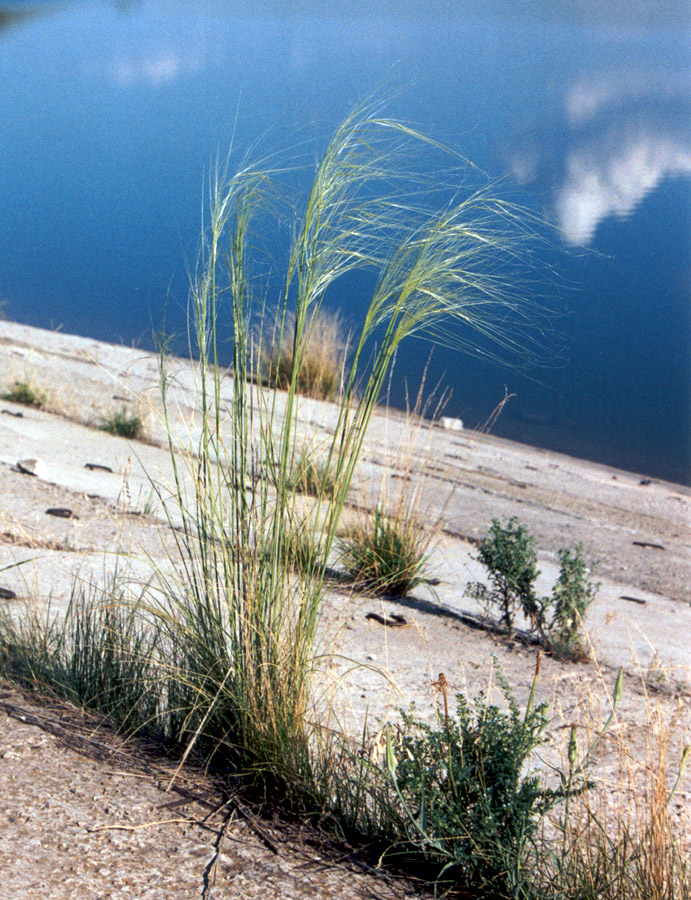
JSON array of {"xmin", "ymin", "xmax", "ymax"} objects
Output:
[{"xmin": 146, "ymin": 107, "xmax": 549, "ymax": 789}]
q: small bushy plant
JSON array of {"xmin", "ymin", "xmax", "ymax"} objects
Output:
[
  {"xmin": 385, "ymin": 662, "xmax": 572, "ymax": 897},
  {"xmin": 468, "ymin": 517, "xmax": 542, "ymax": 632},
  {"xmin": 468, "ymin": 517, "xmax": 598, "ymax": 654},
  {"xmin": 2, "ymin": 378, "xmax": 46, "ymax": 408},
  {"xmin": 97, "ymin": 406, "xmax": 143, "ymax": 439},
  {"xmin": 340, "ymin": 505, "xmax": 431, "ymax": 596},
  {"xmin": 548, "ymin": 545, "xmax": 598, "ymax": 656}
]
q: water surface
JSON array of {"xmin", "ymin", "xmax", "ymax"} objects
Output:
[{"xmin": 1, "ymin": 0, "xmax": 689, "ymax": 483}]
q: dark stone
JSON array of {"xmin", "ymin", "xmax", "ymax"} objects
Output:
[{"xmin": 46, "ymin": 508, "xmax": 78, "ymax": 519}]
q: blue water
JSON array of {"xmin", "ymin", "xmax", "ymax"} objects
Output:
[{"xmin": 1, "ymin": 1, "xmax": 689, "ymax": 484}]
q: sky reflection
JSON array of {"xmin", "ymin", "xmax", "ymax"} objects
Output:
[
  {"xmin": 554, "ymin": 65, "xmax": 691, "ymax": 245},
  {"xmin": 0, "ymin": 0, "xmax": 689, "ymax": 481},
  {"xmin": 555, "ymin": 128, "xmax": 691, "ymax": 245}
]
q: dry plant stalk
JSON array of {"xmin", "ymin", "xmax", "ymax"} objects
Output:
[{"xmin": 542, "ymin": 676, "xmax": 690, "ymax": 900}]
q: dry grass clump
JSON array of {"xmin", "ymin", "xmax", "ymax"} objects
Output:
[
  {"xmin": 537, "ymin": 679, "xmax": 690, "ymax": 900},
  {"xmin": 267, "ymin": 309, "xmax": 347, "ymax": 401},
  {"xmin": 286, "ymin": 448, "xmax": 336, "ymax": 498},
  {"xmin": 97, "ymin": 405, "xmax": 144, "ymax": 440},
  {"xmin": 339, "ymin": 383, "xmax": 449, "ymax": 597},
  {"xmin": 339, "ymin": 505, "xmax": 431, "ymax": 596}
]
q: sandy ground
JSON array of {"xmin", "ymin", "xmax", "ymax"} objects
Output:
[
  {"xmin": 0, "ymin": 684, "xmax": 427, "ymax": 900},
  {"xmin": 0, "ymin": 321, "xmax": 689, "ymax": 897}
]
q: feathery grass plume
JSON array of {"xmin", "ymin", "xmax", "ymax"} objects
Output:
[{"xmin": 143, "ymin": 106, "xmax": 550, "ymax": 792}]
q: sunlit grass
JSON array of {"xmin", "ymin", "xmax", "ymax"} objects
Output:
[
  {"xmin": 97, "ymin": 406, "xmax": 143, "ymax": 439},
  {"xmin": 266, "ymin": 308, "xmax": 347, "ymax": 401},
  {"xmin": 339, "ymin": 505, "xmax": 431, "ymax": 596},
  {"xmin": 138, "ymin": 106, "xmax": 553, "ymax": 790},
  {"xmin": 7, "ymin": 109, "xmax": 676, "ymax": 899}
]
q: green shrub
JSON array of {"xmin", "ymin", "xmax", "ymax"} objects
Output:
[
  {"xmin": 468, "ymin": 517, "xmax": 542, "ymax": 632},
  {"xmin": 97, "ymin": 406, "xmax": 143, "ymax": 439},
  {"xmin": 385, "ymin": 662, "xmax": 573, "ymax": 897},
  {"xmin": 339, "ymin": 505, "xmax": 431, "ymax": 596},
  {"xmin": 548, "ymin": 545, "xmax": 598, "ymax": 656},
  {"xmin": 468, "ymin": 518, "xmax": 598, "ymax": 654},
  {"xmin": 2, "ymin": 378, "xmax": 46, "ymax": 408}
]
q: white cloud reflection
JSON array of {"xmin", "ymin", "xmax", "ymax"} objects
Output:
[
  {"xmin": 565, "ymin": 70, "xmax": 691, "ymax": 126},
  {"xmin": 550, "ymin": 64, "xmax": 691, "ymax": 245},
  {"xmin": 555, "ymin": 129, "xmax": 691, "ymax": 245},
  {"xmin": 111, "ymin": 47, "xmax": 205, "ymax": 88}
]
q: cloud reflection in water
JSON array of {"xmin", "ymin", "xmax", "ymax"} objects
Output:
[
  {"xmin": 509, "ymin": 64, "xmax": 690, "ymax": 246},
  {"xmin": 555, "ymin": 128, "xmax": 691, "ymax": 245}
]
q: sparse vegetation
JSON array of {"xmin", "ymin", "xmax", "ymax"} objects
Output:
[
  {"xmin": 286, "ymin": 449, "xmax": 336, "ymax": 497},
  {"xmin": 97, "ymin": 406, "xmax": 143, "ymax": 439},
  {"xmin": 339, "ymin": 376, "xmax": 448, "ymax": 598},
  {"xmin": 535, "ymin": 676, "xmax": 690, "ymax": 900},
  {"xmin": 0, "ymin": 589, "xmax": 688, "ymax": 899},
  {"xmin": 469, "ymin": 516, "xmax": 542, "ymax": 633},
  {"xmin": 384, "ymin": 660, "xmax": 583, "ymax": 897},
  {"xmin": 2, "ymin": 378, "xmax": 46, "ymax": 408},
  {"xmin": 547, "ymin": 544, "xmax": 599, "ymax": 656},
  {"xmin": 468, "ymin": 516, "xmax": 598, "ymax": 655},
  {"xmin": 279, "ymin": 513, "xmax": 324, "ymax": 575},
  {"xmin": 0, "ymin": 585, "xmax": 162, "ymax": 736}
]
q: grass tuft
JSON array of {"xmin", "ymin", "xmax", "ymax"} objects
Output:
[
  {"xmin": 266, "ymin": 309, "xmax": 347, "ymax": 401},
  {"xmin": 339, "ymin": 505, "xmax": 430, "ymax": 596},
  {"xmin": 2, "ymin": 378, "xmax": 46, "ymax": 408},
  {"xmin": 97, "ymin": 406, "xmax": 143, "ymax": 439},
  {"xmin": 286, "ymin": 449, "xmax": 336, "ymax": 498}
]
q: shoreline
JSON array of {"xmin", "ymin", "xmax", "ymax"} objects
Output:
[
  {"xmin": 1, "ymin": 318, "xmax": 688, "ymax": 608},
  {"xmin": 3, "ymin": 318, "xmax": 688, "ymax": 490}
]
